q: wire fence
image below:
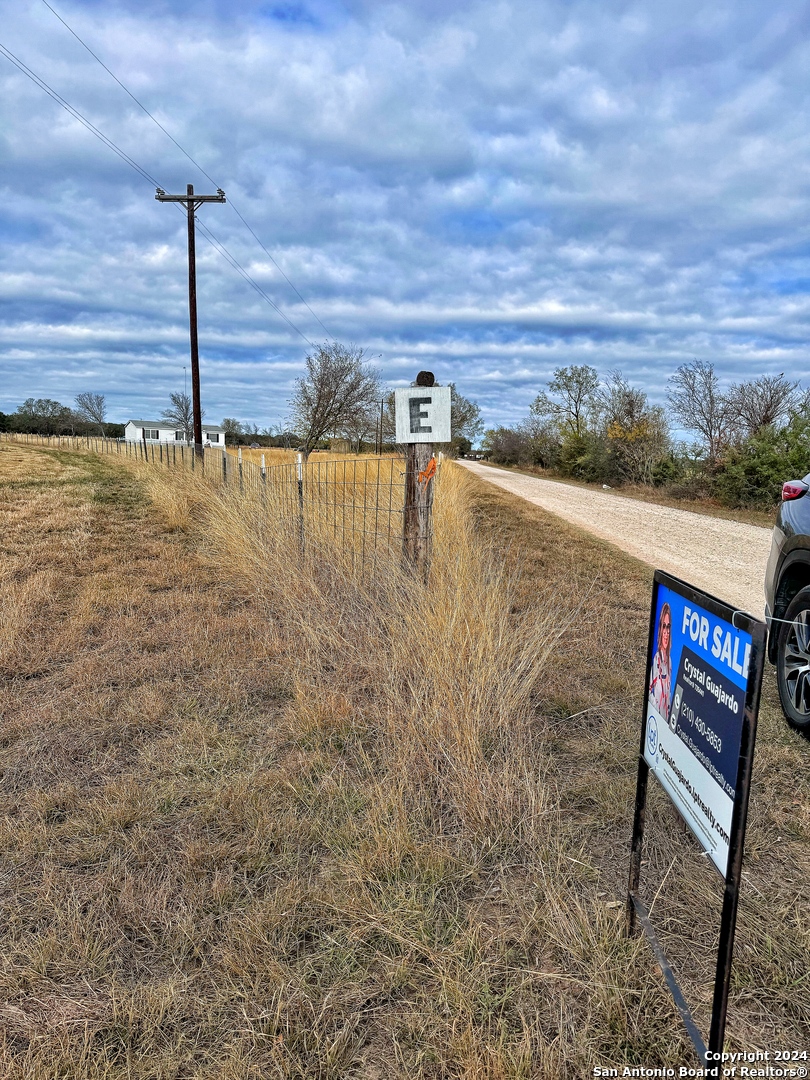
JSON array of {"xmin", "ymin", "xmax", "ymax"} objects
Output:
[{"xmin": 2, "ymin": 432, "xmax": 412, "ymax": 571}]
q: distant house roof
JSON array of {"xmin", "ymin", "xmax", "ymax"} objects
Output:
[{"xmin": 126, "ymin": 419, "xmax": 224, "ymax": 430}]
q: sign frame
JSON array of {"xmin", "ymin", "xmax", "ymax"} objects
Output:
[
  {"xmin": 394, "ymin": 386, "xmax": 452, "ymax": 444},
  {"xmin": 627, "ymin": 569, "xmax": 765, "ymax": 1064}
]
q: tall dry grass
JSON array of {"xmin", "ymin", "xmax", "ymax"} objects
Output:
[
  {"xmin": 131, "ymin": 456, "xmax": 697, "ymax": 1073},
  {"xmin": 140, "ymin": 460, "xmax": 562, "ymax": 858}
]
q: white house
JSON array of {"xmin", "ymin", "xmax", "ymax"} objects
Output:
[{"xmin": 124, "ymin": 420, "xmax": 226, "ymax": 446}]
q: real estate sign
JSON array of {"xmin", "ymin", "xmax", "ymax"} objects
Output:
[
  {"xmin": 643, "ymin": 575, "xmax": 762, "ymax": 877},
  {"xmin": 630, "ymin": 570, "xmax": 765, "ymax": 1060}
]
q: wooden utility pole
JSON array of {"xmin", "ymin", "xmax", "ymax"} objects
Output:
[{"xmin": 156, "ymin": 184, "xmax": 226, "ymax": 459}]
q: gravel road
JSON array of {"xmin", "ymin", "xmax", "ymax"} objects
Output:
[{"xmin": 457, "ymin": 461, "xmax": 774, "ymax": 619}]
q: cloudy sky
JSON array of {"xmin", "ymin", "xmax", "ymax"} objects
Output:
[{"xmin": 1, "ymin": 0, "xmax": 809, "ymax": 433}]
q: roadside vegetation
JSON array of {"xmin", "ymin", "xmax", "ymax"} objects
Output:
[
  {"xmin": 0, "ymin": 443, "xmax": 807, "ymax": 1078},
  {"xmin": 473, "ymin": 462, "xmax": 778, "ymax": 530},
  {"xmin": 482, "ymin": 363, "xmax": 810, "ymax": 512}
]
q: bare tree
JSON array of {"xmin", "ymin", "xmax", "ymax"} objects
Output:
[
  {"xmin": 482, "ymin": 426, "xmax": 529, "ymax": 465},
  {"xmin": 341, "ymin": 404, "xmax": 379, "ymax": 453},
  {"xmin": 727, "ymin": 373, "xmax": 800, "ymax": 439},
  {"xmin": 161, "ymin": 392, "xmax": 203, "ymax": 442},
  {"xmin": 289, "ymin": 342, "xmax": 381, "ymax": 458},
  {"xmin": 519, "ymin": 411, "xmax": 560, "ymax": 468},
  {"xmin": 595, "ymin": 370, "xmax": 647, "ymax": 431},
  {"xmin": 667, "ymin": 360, "xmax": 731, "ymax": 466},
  {"xmin": 74, "ymin": 392, "xmax": 107, "ymax": 436}
]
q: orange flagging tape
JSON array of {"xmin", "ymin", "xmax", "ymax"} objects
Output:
[{"xmin": 418, "ymin": 456, "xmax": 437, "ymax": 487}]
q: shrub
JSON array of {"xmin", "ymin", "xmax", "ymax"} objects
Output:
[{"xmin": 714, "ymin": 416, "xmax": 810, "ymax": 509}]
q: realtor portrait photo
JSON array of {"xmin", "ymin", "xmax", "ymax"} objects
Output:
[{"xmin": 649, "ymin": 601, "xmax": 673, "ymax": 717}]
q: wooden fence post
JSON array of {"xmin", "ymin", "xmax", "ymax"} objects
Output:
[
  {"xmin": 399, "ymin": 371, "xmax": 449, "ymax": 578},
  {"xmin": 403, "ymin": 442, "xmax": 434, "ymax": 574},
  {"xmin": 296, "ymin": 452, "xmax": 305, "ymax": 552}
]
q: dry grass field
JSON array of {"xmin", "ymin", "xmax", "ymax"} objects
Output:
[{"xmin": 0, "ymin": 442, "xmax": 807, "ymax": 1078}]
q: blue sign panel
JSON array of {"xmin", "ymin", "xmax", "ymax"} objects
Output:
[{"xmin": 644, "ymin": 582, "xmax": 754, "ymax": 876}]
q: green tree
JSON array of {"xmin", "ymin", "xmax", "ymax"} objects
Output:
[
  {"xmin": 14, "ymin": 398, "xmax": 73, "ymax": 435},
  {"xmin": 448, "ymin": 384, "xmax": 483, "ymax": 454},
  {"xmin": 715, "ymin": 415, "xmax": 810, "ymax": 509},
  {"xmin": 530, "ymin": 365, "xmax": 599, "ymax": 439},
  {"xmin": 222, "ymin": 418, "xmax": 244, "ymax": 445}
]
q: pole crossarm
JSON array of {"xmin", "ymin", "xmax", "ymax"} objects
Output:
[{"xmin": 156, "ymin": 187, "xmax": 226, "ymax": 208}]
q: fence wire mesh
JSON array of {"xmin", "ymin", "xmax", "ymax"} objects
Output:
[{"xmin": 2, "ymin": 433, "xmax": 409, "ymax": 572}]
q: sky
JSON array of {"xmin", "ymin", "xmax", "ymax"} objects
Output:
[{"xmin": 1, "ymin": 0, "xmax": 809, "ymax": 434}]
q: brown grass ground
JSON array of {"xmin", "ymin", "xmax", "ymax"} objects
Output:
[{"xmin": 0, "ymin": 443, "xmax": 806, "ymax": 1078}]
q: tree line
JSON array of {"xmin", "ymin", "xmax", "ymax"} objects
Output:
[
  {"xmin": 483, "ymin": 361, "xmax": 810, "ymax": 508},
  {"xmin": 0, "ymin": 342, "xmax": 485, "ymax": 455},
  {"xmin": 3, "ymin": 358, "xmax": 805, "ymax": 506},
  {"xmin": 0, "ymin": 394, "xmax": 123, "ymax": 438}
]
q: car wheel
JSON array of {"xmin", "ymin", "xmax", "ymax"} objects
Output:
[{"xmin": 776, "ymin": 585, "xmax": 810, "ymax": 737}]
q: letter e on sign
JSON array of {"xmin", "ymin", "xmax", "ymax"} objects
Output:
[{"xmin": 395, "ymin": 387, "xmax": 452, "ymax": 443}]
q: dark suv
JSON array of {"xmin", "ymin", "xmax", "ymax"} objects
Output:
[{"xmin": 765, "ymin": 474, "xmax": 810, "ymax": 735}]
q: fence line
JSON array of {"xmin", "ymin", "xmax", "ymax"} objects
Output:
[{"xmin": 1, "ymin": 432, "xmax": 416, "ymax": 572}]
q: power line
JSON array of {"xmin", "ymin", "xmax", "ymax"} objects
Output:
[
  {"xmin": 227, "ymin": 203, "xmax": 333, "ymax": 341},
  {"xmin": 196, "ymin": 219, "xmax": 316, "ymax": 347},
  {"xmin": 38, "ymin": 0, "xmax": 333, "ymax": 342},
  {"xmin": 39, "ymin": 0, "xmax": 221, "ymax": 190},
  {"xmin": 0, "ymin": 38, "xmax": 319, "ymax": 347},
  {"xmin": 0, "ymin": 41, "xmax": 159, "ymax": 188}
]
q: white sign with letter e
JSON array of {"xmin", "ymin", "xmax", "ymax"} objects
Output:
[{"xmin": 395, "ymin": 387, "xmax": 451, "ymax": 444}]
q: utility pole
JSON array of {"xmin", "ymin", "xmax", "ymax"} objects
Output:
[{"xmin": 156, "ymin": 184, "xmax": 226, "ymax": 459}]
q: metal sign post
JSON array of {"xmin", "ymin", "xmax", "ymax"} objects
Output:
[
  {"xmin": 627, "ymin": 570, "xmax": 765, "ymax": 1064},
  {"xmin": 396, "ymin": 372, "xmax": 451, "ymax": 576}
]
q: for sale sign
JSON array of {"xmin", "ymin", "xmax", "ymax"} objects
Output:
[
  {"xmin": 642, "ymin": 575, "xmax": 763, "ymax": 877},
  {"xmin": 629, "ymin": 570, "xmax": 765, "ymax": 1061}
]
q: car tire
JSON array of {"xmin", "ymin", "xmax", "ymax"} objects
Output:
[{"xmin": 776, "ymin": 585, "xmax": 810, "ymax": 737}]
